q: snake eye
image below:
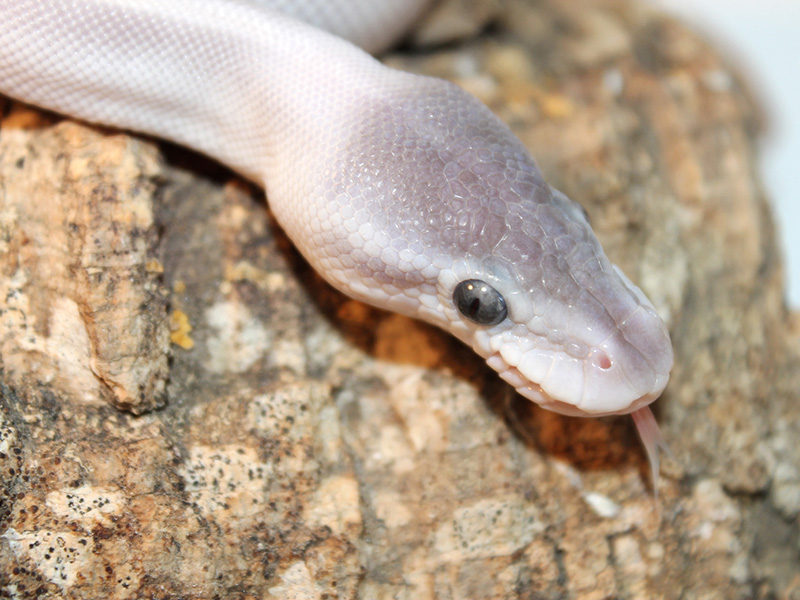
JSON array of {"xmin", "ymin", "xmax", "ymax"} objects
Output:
[{"xmin": 453, "ymin": 279, "xmax": 508, "ymax": 326}]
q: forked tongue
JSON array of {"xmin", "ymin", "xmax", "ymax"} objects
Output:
[{"xmin": 630, "ymin": 406, "xmax": 671, "ymax": 499}]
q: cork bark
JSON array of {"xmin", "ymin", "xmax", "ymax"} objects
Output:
[{"xmin": 1, "ymin": 0, "xmax": 798, "ymax": 598}]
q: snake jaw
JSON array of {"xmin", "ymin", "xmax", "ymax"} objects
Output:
[
  {"xmin": 487, "ymin": 347, "xmax": 671, "ymax": 495},
  {"xmin": 485, "ymin": 345, "xmax": 668, "ymax": 418}
]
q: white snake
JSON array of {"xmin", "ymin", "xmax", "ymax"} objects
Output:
[{"xmin": 0, "ymin": 0, "xmax": 674, "ymax": 484}]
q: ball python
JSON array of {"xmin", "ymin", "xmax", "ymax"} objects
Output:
[{"xmin": 0, "ymin": 0, "xmax": 674, "ymax": 487}]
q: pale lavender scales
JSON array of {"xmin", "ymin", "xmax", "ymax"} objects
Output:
[{"xmin": 0, "ymin": 0, "xmax": 674, "ymax": 486}]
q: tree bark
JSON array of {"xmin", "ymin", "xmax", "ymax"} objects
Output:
[{"xmin": 1, "ymin": 0, "xmax": 798, "ymax": 598}]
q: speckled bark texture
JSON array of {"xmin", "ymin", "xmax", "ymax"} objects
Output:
[{"xmin": 1, "ymin": 0, "xmax": 798, "ymax": 598}]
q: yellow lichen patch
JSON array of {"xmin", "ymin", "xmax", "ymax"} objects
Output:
[
  {"xmin": 539, "ymin": 93, "xmax": 574, "ymax": 119},
  {"xmin": 145, "ymin": 259, "xmax": 163, "ymax": 273},
  {"xmin": 227, "ymin": 260, "xmax": 267, "ymax": 283},
  {"xmin": 170, "ymin": 309, "xmax": 194, "ymax": 350},
  {"xmin": 226, "ymin": 260, "xmax": 287, "ymax": 292},
  {"xmin": 173, "ymin": 280, "xmax": 186, "ymax": 294}
]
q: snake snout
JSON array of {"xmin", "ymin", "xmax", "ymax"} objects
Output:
[{"xmin": 484, "ymin": 273, "xmax": 673, "ymax": 418}]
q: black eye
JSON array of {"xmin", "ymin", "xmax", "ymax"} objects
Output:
[{"xmin": 453, "ymin": 280, "xmax": 508, "ymax": 326}]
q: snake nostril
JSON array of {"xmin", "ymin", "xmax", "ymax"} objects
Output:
[{"xmin": 590, "ymin": 348, "xmax": 612, "ymax": 370}]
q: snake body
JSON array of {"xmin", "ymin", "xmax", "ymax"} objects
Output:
[{"xmin": 0, "ymin": 0, "xmax": 674, "ymax": 481}]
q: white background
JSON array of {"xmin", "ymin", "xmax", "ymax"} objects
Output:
[{"xmin": 651, "ymin": 0, "xmax": 800, "ymax": 306}]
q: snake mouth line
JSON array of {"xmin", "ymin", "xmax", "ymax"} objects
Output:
[
  {"xmin": 487, "ymin": 350, "xmax": 659, "ymax": 418},
  {"xmin": 488, "ymin": 351, "xmax": 589, "ymax": 417}
]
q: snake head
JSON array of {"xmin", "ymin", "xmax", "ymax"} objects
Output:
[
  {"xmin": 438, "ymin": 236, "xmax": 674, "ymax": 418},
  {"xmin": 283, "ymin": 73, "xmax": 673, "ymax": 428},
  {"xmin": 304, "ymin": 75, "xmax": 673, "ymax": 420},
  {"xmin": 422, "ymin": 170, "xmax": 673, "ymax": 418}
]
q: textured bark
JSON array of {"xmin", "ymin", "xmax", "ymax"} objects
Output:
[{"xmin": 1, "ymin": 0, "xmax": 798, "ymax": 598}]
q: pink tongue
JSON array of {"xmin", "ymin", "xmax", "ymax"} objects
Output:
[{"xmin": 630, "ymin": 406, "xmax": 671, "ymax": 498}]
